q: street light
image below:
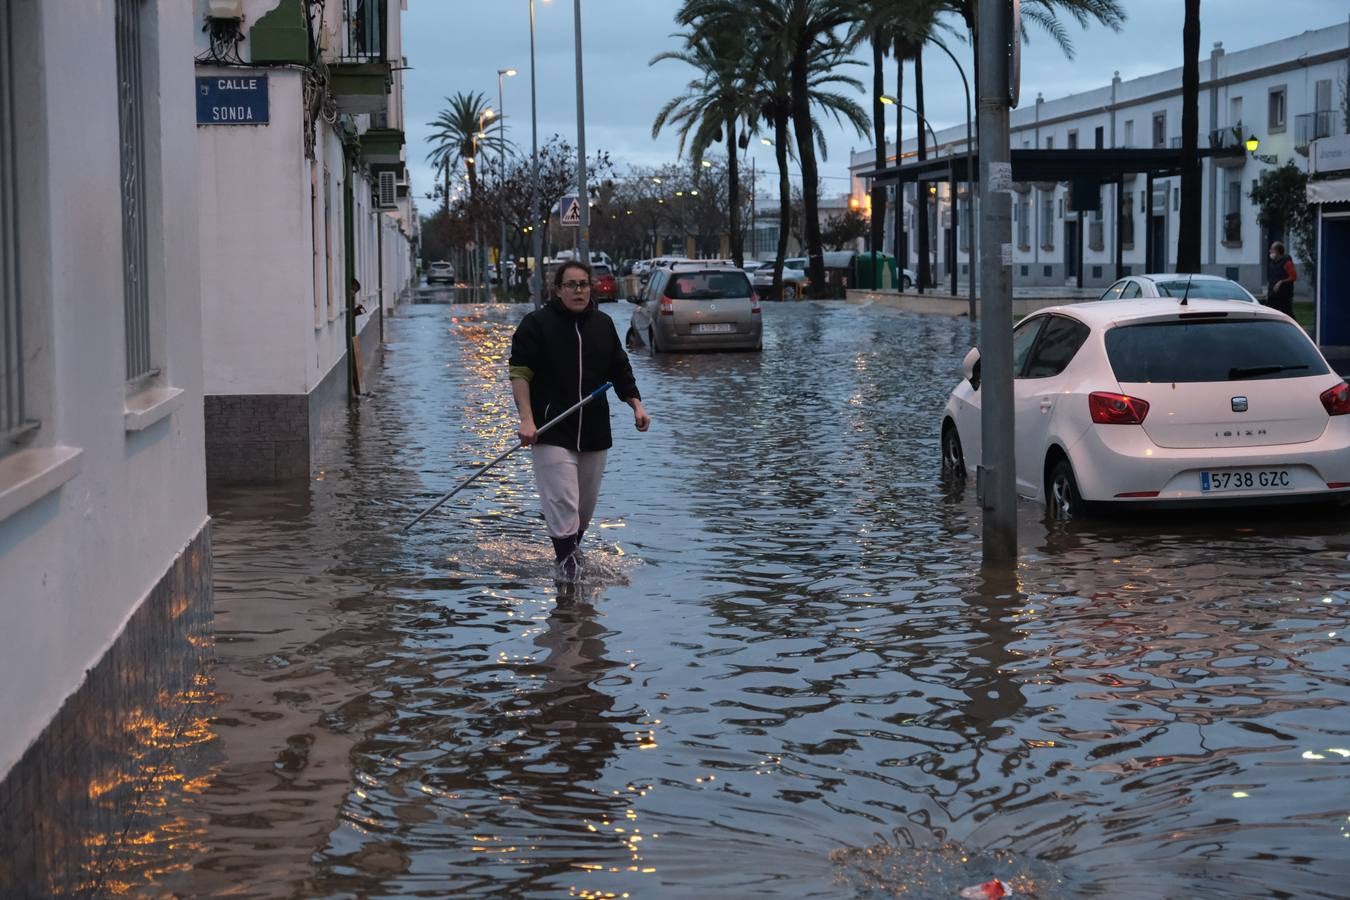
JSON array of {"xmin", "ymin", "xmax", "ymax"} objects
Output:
[
  {"xmin": 928, "ymin": 38, "xmax": 976, "ymax": 314},
  {"xmin": 572, "ymin": 0, "xmax": 590, "ymax": 265},
  {"xmin": 528, "ymin": 0, "xmax": 545, "ymax": 306},
  {"xmin": 1245, "ymin": 133, "xmax": 1278, "ymax": 164},
  {"xmin": 497, "ymin": 67, "xmax": 516, "ymax": 296}
]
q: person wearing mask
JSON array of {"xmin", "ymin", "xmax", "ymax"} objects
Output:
[
  {"xmin": 509, "ymin": 261, "xmax": 650, "ymax": 582},
  {"xmin": 1265, "ymin": 241, "xmax": 1297, "ymax": 317}
]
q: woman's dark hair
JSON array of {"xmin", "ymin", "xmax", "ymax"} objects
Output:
[{"xmin": 552, "ymin": 260, "xmax": 592, "ymax": 288}]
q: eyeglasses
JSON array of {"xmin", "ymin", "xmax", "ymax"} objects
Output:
[{"xmin": 561, "ymin": 280, "xmax": 592, "ymax": 291}]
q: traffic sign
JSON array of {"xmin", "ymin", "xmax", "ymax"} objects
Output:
[{"xmin": 559, "ymin": 195, "xmax": 581, "ymax": 227}]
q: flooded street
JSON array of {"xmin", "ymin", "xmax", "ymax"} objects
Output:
[{"xmin": 118, "ymin": 297, "xmax": 1349, "ymax": 898}]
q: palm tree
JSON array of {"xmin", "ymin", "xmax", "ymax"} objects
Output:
[
  {"xmin": 426, "ymin": 91, "xmax": 506, "ymax": 283},
  {"xmin": 651, "ymin": 31, "xmax": 753, "ymax": 266},
  {"xmin": 681, "ymin": 1, "xmax": 870, "ymax": 297},
  {"xmin": 1176, "ymin": 0, "xmax": 1201, "ymax": 272}
]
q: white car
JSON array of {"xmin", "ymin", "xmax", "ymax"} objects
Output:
[
  {"xmin": 941, "ymin": 299, "xmax": 1350, "ymax": 518},
  {"xmin": 751, "ymin": 263, "xmax": 808, "ymax": 300},
  {"xmin": 1100, "ymin": 273, "xmax": 1258, "ymax": 303},
  {"xmin": 426, "ymin": 260, "xmax": 455, "ymax": 284}
]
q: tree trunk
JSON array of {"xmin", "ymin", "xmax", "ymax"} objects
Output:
[
  {"xmin": 1176, "ymin": 0, "xmax": 1202, "ymax": 272},
  {"xmin": 895, "ymin": 36, "xmax": 906, "ymax": 271},
  {"xmin": 726, "ymin": 113, "xmax": 743, "ymax": 268},
  {"xmin": 870, "ymin": 35, "xmax": 888, "ymax": 285},
  {"xmin": 789, "ymin": 46, "xmax": 826, "ymax": 297},
  {"xmin": 915, "ymin": 46, "xmax": 930, "ymax": 293},
  {"xmin": 773, "ymin": 108, "xmax": 792, "ymax": 299}
]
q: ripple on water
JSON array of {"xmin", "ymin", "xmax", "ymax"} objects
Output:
[{"xmin": 110, "ymin": 300, "xmax": 1350, "ymax": 899}]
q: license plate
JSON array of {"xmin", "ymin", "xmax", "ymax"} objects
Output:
[
  {"xmin": 691, "ymin": 323, "xmax": 735, "ymax": 334},
  {"xmin": 1200, "ymin": 468, "xmax": 1294, "ymax": 492}
]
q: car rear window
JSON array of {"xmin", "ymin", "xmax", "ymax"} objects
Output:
[
  {"xmin": 665, "ymin": 271, "xmax": 752, "ymax": 300},
  {"xmin": 593, "ymin": 265, "xmax": 612, "ymax": 276},
  {"xmin": 1153, "ymin": 279, "xmax": 1251, "ymax": 301},
  {"xmin": 1105, "ymin": 319, "xmax": 1329, "ymax": 382}
]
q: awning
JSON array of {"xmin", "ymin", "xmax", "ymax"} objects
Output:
[{"xmin": 1307, "ymin": 177, "xmax": 1350, "ymax": 205}]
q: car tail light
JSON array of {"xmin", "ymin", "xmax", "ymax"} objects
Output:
[
  {"xmin": 1319, "ymin": 382, "xmax": 1350, "ymax": 416},
  {"xmin": 659, "ymin": 295, "xmax": 674, "ymax": 316},
  {"xmin": 750, "ymin": 293, "xmax": 760, "ymax": 314},
  {"xmin": 1089, "ymin": 391, "xmax": 1150, "ymax": 425}
]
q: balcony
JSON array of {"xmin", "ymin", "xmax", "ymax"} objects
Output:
[
  {"xmin": 1295, "ymin": 110, "xmax": 1336, "ymax": 155},
  {"xmin": 330, "ymin": 0, "xmax": 391, "ymax": 115},
  {"xmin": 359, "ymin": 127, "xmax": 404, "ymax": 166},
  {"xmin": 1210, "ymin": 123, "xmax": 1248, "ymax": 167}
]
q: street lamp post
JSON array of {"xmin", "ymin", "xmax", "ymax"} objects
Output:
[
  {"xmin": 528, "ymin": 0, "xmax": 543, "ymax": 306},
  {"xmin": 881, "ymin": 95, "xmax": 946, "ymax": 295},
  {"xmin": 929, "ymin": 39, "xmax": 976, "ymax": 316},
  {"xmin": 572, "ymin": 0, "xmax": 590, "ymax": 266},
  {"xmin": 497, "ymin": 67, "xmax": 516, "ymax": 298}
]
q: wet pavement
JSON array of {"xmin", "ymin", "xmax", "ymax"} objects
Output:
[{"xmin": 112, "ymin": 295, "xmax": 1349, "ymax": 898}]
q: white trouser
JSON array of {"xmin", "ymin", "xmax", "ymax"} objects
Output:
[{"xmin": 531, "ymin": 444, "xmax": 608, "ymax": 539}]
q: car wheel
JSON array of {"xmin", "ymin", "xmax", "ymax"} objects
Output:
[
  {"xmin": 1046, "ymin": 458, "xmax": 1084, "ymax": 521},
  {"xmin": 783, "ymin": 284, "xmax": 797, "ymax": 300},
  {"xmin": 902, "ymin": 276, "xmax": 913, "ymax": 291},
  {"xmin": 941, "ymin": 424, "xmax": 966, "ymax": 478}
]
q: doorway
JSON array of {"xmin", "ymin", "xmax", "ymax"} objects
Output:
[{"xmin": 1064, "ymin": 219, "xmax": 1079, "ymax": 281}]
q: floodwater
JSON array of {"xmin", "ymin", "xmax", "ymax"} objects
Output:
[{"xmin": 113, "ymin": 296, "xmax": 1349, "ymax": 898}]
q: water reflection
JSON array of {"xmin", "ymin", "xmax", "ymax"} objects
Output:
[{"xmin": 102, "ymin": 300, "xmax": 1349, "ymax": 898}]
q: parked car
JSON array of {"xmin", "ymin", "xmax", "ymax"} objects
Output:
[
  {"xmin": 426, "ymin": 260, "xmax": 455, "ymax": 284},
  {"xmin": 1099, "ymin": 273, "xmax": 1258, "ymax": 303},
  {"xmin": 751, "ymin": 263, "xmax": 809, "ymax": 300},
  {"xmin": 627, "ymin": 262, "xmax": 762, "ymax": 352},
  {"xmin": 592, "ymin": 264, "xmax": 619, "ymax": 302},
  {"xmin": 941, "ymin": 298, "xmax": 1350, "ymax": 518}
]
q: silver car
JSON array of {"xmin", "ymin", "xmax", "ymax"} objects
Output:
[{"xmin": 629, "ymin": 263, "xmax": 762, "ymax": 352}]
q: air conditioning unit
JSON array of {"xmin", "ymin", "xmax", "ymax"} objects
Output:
[{"xmin": 377, "ymin": 171, "xmax": 398, "ymax": 209}]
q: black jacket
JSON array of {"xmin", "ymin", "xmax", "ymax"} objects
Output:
[{"xmin": 508, "ymin": 299, "xmax": 641, "ymax": 451}]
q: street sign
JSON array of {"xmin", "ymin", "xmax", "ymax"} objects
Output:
[
  {"xmin": 196, "ymin": 75, "xmax": 269, "ymax": 125},
  {"xmin": 559, "ymin": 195, "xmax": 581, "ymax": 227}
]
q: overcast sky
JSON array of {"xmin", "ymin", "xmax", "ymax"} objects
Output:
[{"xmin": 401, "ymin": 1, "xmax": 1348, "ymax": 204}]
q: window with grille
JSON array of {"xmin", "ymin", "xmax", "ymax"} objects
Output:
[
  {"xmin": 116, "ymin": 0, "xmax": 153, "ymax": 381},
  {"xmin": 1017, "ymin": 196, "xmax": 1030, "ymax": 249},
  {"xmin": 1, "ymin": 0, "xmax": 24, "ymax": 442},
  {"xmin": 1120, "ymin": 191, "xmax": 1135, "ymax": 247},
  {"xmin": 1223, "ymin": 171, "xmax": 1242, "ymax": 244}
]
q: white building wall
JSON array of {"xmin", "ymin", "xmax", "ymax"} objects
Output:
[
  {"xmin": 0, "ymin": 0, "xmax": 208, "ymax": 779},
  {"xmin": 851, "ymin": 22, "xmax": 1350, "ymax": 289}
]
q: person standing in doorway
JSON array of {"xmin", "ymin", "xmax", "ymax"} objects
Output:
[
  {"xmin": 1265, "ymin": 241, "xmax": 1297, "ymax": 317},
  {"xmin": 509, "ymin": 261, "xmax": 650, "ymax": 582}
]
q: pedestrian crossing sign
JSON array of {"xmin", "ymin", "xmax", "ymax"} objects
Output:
[{"xmin": 559, "ymin": 195, "xmax": 581, "ymax": 227}]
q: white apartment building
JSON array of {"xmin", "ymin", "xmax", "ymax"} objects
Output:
[
  {"xmin": 850, "ymin": 22, "xmax": 1350, "ymax": 294},
  {"xmin": 196, "ymin": 0, "xmax": 416, "ymax": 483},
  {"xmin": 0, "ymin": 0, "xmax": 210, "ymax": 890}
]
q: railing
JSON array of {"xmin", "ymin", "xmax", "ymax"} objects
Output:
[
  {"xmin": 1209, "ymin": 122, "xmax": 1245, "ymax": 148},
  {"xmin": 339, "ymin": 0, "xmax": 388, "ymax": 63},
  {"xmin": 1169, "ymin": 136, "xmax": 1183, "ymax": 149},
  {"xmin": 1295, "ymin": 110, "xmax": 1336, "ymax": 150}
]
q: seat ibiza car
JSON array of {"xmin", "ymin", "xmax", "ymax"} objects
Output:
[
  {"xmin": 628, "ymin": 262, "xmax": 762, "ymax": 352},
  {"xmin": 941, "ymin": 299, "xmax": 1350, "ymax": 517}
]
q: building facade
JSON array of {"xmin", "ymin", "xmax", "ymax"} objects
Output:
[
  {"xmin": 196, "ymin": 0, "xmax": 416, "ymax": 483},
  {"xmin": 0, "ymin": 0, "xmax": 212, "ymax": 890},
  {"xmin": 850, "ymin": 23, "xmax": 1350, "ymax": 293}
]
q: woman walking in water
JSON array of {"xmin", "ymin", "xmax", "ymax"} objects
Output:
[{"xmin": 509, "ymin": 260, "xmax": 650, "ymax": 582}]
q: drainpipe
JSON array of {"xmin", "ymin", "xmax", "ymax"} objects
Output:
[{"xmin": 344, "ymin": 146, "xmax": 357, "ymax": 401}]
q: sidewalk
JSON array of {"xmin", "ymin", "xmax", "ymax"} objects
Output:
[{"xmin": 846, "ymin": 286, "xmax": 1100, "ymax": 318}]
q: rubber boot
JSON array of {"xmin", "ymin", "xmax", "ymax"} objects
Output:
[{"xmin": 550, "ymin": 534, "xmax": 578, "ymax": 583}]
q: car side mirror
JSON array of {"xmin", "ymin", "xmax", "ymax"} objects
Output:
[{"xmin": 961, "ymin": 347, "xmax": 982, "ymax": 390}]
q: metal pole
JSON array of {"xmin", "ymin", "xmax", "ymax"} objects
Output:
[
  {"xmin": 497, "ymin": 69, "xmax": 510, "ymax": 300},
  {"xmin": 977, "ymin": 0, "xmax": 1017, "ymax": 564},
  {"xmin": 528, "ymin": 0, "xmax": 543, "ymax": 307},
  {"xmin": 949, "ymin": 157, "xmax": 957, "ymax": 296},
  {"xmin": 573, "ymin": 0, "xmax": 590, "ymax": 266}
]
